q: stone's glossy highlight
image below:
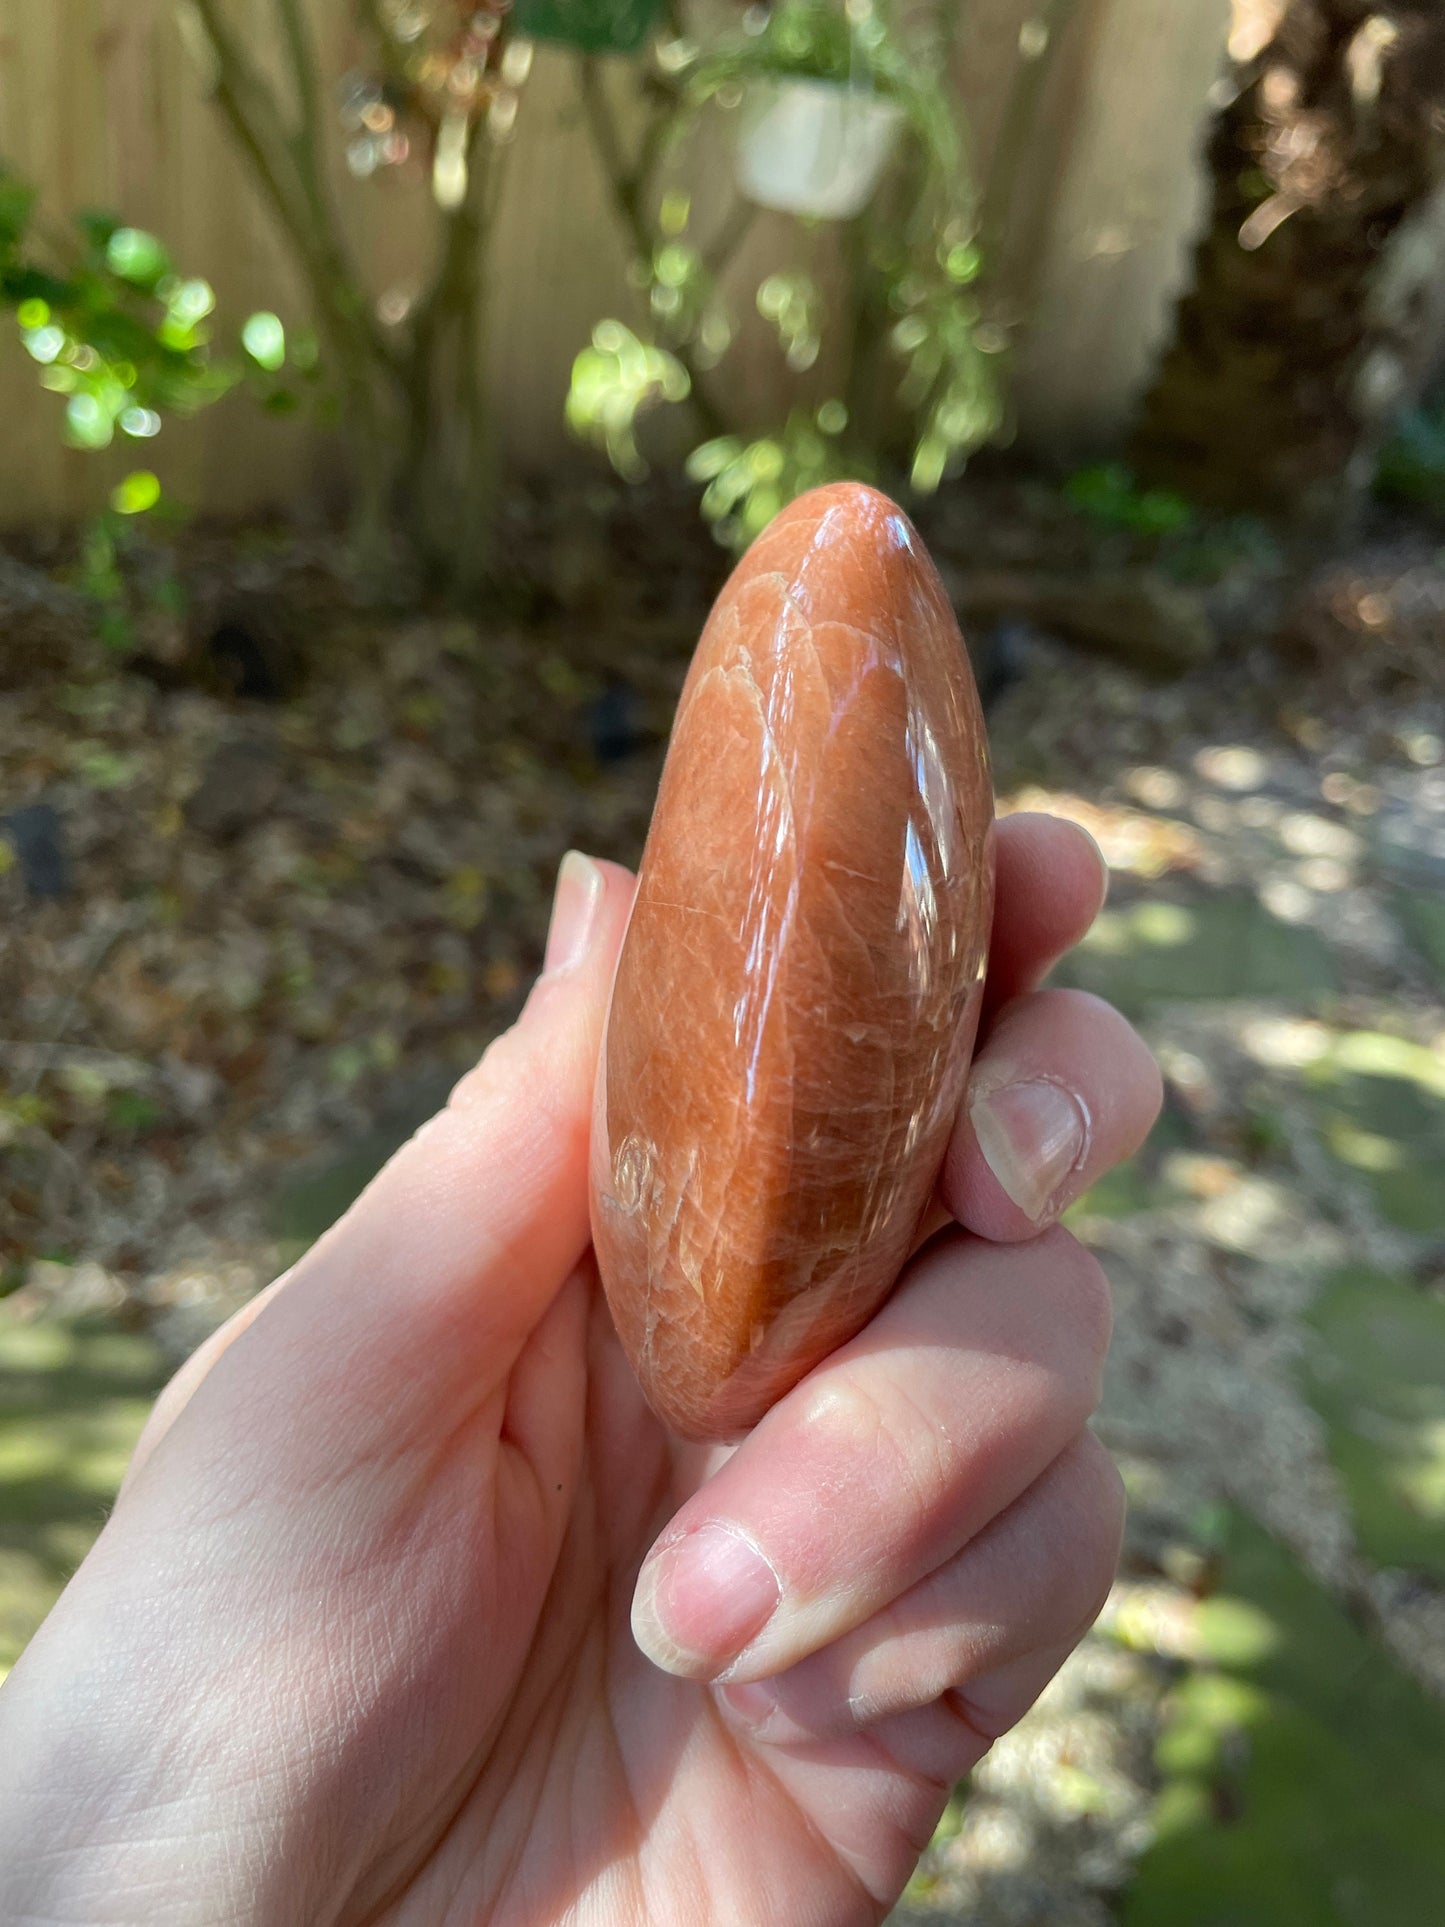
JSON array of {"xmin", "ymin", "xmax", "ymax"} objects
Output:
[{"xmin": 591, "ymin": 483, "xmax": 995, "ymax": 1440}]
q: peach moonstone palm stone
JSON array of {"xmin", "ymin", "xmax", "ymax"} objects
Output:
[{"xmin": 591, "ymin": 483, "xmax": 995, "ymax": 1439}]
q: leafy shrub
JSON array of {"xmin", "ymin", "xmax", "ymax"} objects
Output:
[{"xmin": 1065, "ymin": 463, "xmax": 1195, "ymax": 537}]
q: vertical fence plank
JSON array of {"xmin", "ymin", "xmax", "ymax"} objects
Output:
[{"xmin": 1014, "ymin": 0, "xmax": 1232, "ymax": 448}]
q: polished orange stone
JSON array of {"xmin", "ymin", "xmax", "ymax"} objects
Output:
[{"xmin": 591, "ymin": 483, "xmax": 995, "ymax": 1439}]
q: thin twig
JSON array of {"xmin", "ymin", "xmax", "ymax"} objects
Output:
[
  {"xmin": 0, "ymin": 1042, "xmax": 154, "ymax": 1072},
  {"xmin": 576, "ymin": 58, "xmax": 727, "ymax": 438},
  {"xmin": 701, "ymin": 196, "xmax": 756, "ymax": 280},
  {"xmin": 188, "ymin": 0, "xmax": 396, "ymax": 376},
  {"xmin": 356, "ymin": 0, "xmax": 436, "ymax": 124},
  {"xmin": 273, "ymin": 0, "xmax": 323, "ymax": 157}
]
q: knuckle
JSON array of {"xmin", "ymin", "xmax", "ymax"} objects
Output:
[
  {"xmin": 799, "ymin": 1369, "xmax": 955, "ymax": 1533},
  {"xmin": 1050, "ymin": 984, "xmax": 1121, "ymax": 1024},
  {"xmin": 1030, "ymin": 983, "xmax": 1105, "ymax": 1023}
]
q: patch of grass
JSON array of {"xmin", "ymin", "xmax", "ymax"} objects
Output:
[
  {"xmin": 1067, "ymin": 1106, "xmax": 1198, "ymax": 1223},
  {"xmin": 1126, "ymin": 1510, "xmax": 1445, "ymax": 1927},
  {"xmin": 1395, "ymin": 888, "xmax": 1445, "ymax": 985},
  {"xmin": 1302, "ymin": 1267, "xmax": 1445, "ymax": 1577},
  {"xmin": 1056, "ymin": 892, "xmax": 1337, "ymax": 1017},
  {"xmin": 0, "ymin": 1313, "xmax": 169, "ymax": 1675},
  {"xmin": 1304, "ymin": 1034, "xmax": 1445, "ymax": 1239}
]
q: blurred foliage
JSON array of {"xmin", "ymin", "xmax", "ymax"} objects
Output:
[
  {"xmin": 0, "ymin": 1316, "xmax": 170, "ymax": 1678},
  {"xmin": 75, "ymin": 506, "xmax": 189, "ymax": 656},
  {"xmin": 1, "ymin": 179, "xmax": 228, "ymax": 451},
  {"xmin": 568, "ymin": 0, "xmax": 1005, "ymax": 546},
  {"xmin": 1055, "ymin": 892, "xmax": 1338, "ymax": 1018},
  {"xmin": 514, "ymin": 0, "xmax": 661, "ymax": 55},
  {"xmin": 687, "ymin": 0, "xmax": 970, "ymax": 224},
  {"xmin": 143, "ymin": 1, "xmax": 536, "ymax": 589},
  {"xmin": 0, "ymin": 169, "xmax": 313, "ymax": 459},
  {"xmin": 1066, "ymin": 463, "xmax": 1196, "ymax": 538},
  {"xmin": 0, "ymin": 163, "xmax": 315, "ymax": 638},
  {"xmin": 1304, "ymin": 1268, "xmax": 1445, "ymax": 1578},
  {"xmin": 338, "ymin": 2, "xmax": 527, "ymax": 193},
  {"xmin": 698, "ymin": 0, "xmax": 871, "ymax": 86},
  {"xmin": 567, "ymin": 320, "xmax": 690, "ymax": 481},
  {"xmin": 1376, "ymin": 400, "xmax": 1445, "ymax": 516},
  {"xmin": 686, "ymin": 403, "xmax": 859, "ymax": 547},
  {"xmin": 1125, "ymin": 1511, "xmax": 1445, "ymax": 1927},
  {"xmin": 1302, "ymin": 1031, "xmax": 1445, "ymax": 1240}
]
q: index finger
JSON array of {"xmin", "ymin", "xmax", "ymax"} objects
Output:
[
  {"xmin": 983, "ymin": 813, "xmax": 1109, "ymax": 1022},
  {"xmin": 630, "ymin": 1226, "xmax": 1113, "ymax": 1684}
]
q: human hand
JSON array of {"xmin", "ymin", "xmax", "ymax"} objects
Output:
[{"xmin": 0, "ymin": 814, "xmax": 1159, "ymax": 1926}]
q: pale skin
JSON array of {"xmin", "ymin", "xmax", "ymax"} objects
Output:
[{"xmin": 0, "ymin": 813, "xmax": 1161, "ymax": 1927}]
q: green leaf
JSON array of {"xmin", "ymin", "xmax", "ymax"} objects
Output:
[
  {"xmin": 21, "ymin": 325, "xmax": 65, "ymax": 366},
  {"xmin": 110, "ymin": 470, "xmax": 161, "ymax": 516},
  {"xmin": 684, "ymin": 437, "xmax": 740, "ymax": 483},
  {"xmin": 106, "ymin": 1090, "xmax": 160, "ymax": 1133},
  {"xmin": 1066, "ymin": 462, "xmax": 1194, "ymax": 535},
  {"xmin": 943, "ymin": 241, "xmax": 981, "ymax": 283},
  {"xmin": 242, "ymin": 310, "xmax": 286, "ymax": 372},
  {"xmin": 168, "ymin": 278, "xmax": 216, "ymax": 325},
  {"xmin": 120, "ymin": 406, "xmax": 162, "ymax": 439},
  {"xmin": 76, "ymin": 209, "xmax": 121, "ymax": 254},
  {"xmin": 0, "ymin": 173, "xmax": 37, "ymax": 248},
  {"xmin": 105, "ymin": 226, "xmax": 171, "ymax": 289},
  {"xmin": 65, "ymin": 393, "xmax": 114, "ymax": 449}
]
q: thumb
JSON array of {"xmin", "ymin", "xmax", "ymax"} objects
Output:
[
  {"xmin": 124, "ymin": 852, "xmax": 636, "ymax": 1489},
  {"xmin": 314, "ymin": 848, "xmax": 637, "ymax": 1354}
]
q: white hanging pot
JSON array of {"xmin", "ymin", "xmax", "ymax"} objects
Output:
[{"xmin": 735, "ymin": 77, "xmax": 906, "ymax": 220}]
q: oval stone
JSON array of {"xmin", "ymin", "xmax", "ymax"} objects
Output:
[{"xmin": 591, "ymin": 483, "xmax": 995, "ymax": 1439}]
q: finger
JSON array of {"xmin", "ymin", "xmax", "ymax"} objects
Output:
[
  {"xmin": 718, "ymin": 1430, "xmax": 1125, "ymax": 1749},
  {"xmin": 120, "ymin": 1272, "xmax": 290, "ymax": 1495},
  {"xmin": 983, "ymin": 813, "xmax": 1109, "ymax": 1022},
  {"xmin": 630, "ymin": 1225, "xmax": 1113, "ymax": 1683},
  {"xmin": 941, "ymin": 988, "xmax": 1162, "ymax": 1238},
  {"xmin": 123, "ymin": 851, "xmax": 636, "ymax": 1489}
]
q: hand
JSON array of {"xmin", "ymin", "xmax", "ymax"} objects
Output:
[{"xmin": 0, "ymin": 814, "xmax": 1159, "ymax": 1926}]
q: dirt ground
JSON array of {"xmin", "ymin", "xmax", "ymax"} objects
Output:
[{"xmin": 2, "ymin": 483, "xmax": 1444, "ymax": 1922}]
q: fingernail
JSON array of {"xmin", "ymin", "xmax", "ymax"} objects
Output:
[
  {"xmin": 1080, "ymin": 826, "xmax": 1111, "ymax": 905},
  {"xmin": 632, "ymin": 1524, "xmax": 781, "ymax": 1679},
  {"xmin": 970, "ymin": 1078, "xmax": 1091, "ymax": 1223},
  {"xmin": 544, "ymin": 851, "xmax": 603, "ymax": 976}
]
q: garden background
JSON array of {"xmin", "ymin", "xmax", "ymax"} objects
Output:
[{"xmin": 3, "ymin": 2, "xmax": 1444, "ymax": 1922}]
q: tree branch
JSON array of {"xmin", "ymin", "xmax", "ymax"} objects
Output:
[
  {"xmin": 701, "ymin": 196, "xmax": 756, "ymax": 280},
  {"xmin": 355, "ymin": 0, "xmax": 435, "ymax": 123},
  {"xmin": 576, "ymin": 57, "xmax": 727, "ymax": 438},
  {"xmin": 186, "ymin": 0, "xmax": 395, "ymax": 378},
  {"xmin": 273, "ymin": 0, "xmax": 323, "ymax": 158}
]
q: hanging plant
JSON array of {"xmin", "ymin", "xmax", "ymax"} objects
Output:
[
  {"xmin": 567, "ymin": 0, "xmax": 1009, "ymax": 546},
  {"xmin": 734, "ymin": 78, "xmax": 904, "ymax": 219},
  {"xmin": 692, "ymin": 0, "xmax": 956, "ymax": 222},
  {"xmin": 512, "ymin": 0, "xmax": 663, "ymax": 57}
]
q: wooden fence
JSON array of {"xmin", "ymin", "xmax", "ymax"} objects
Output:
[{"xmin": 0, "ymin": 0, "xmax": 1230, "ymax": 526}]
